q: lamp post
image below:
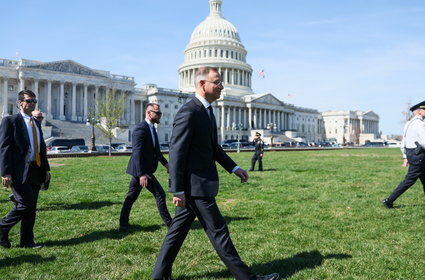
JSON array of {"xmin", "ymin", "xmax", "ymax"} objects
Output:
[
  {"xmin": 266, "ymin": 123, "xmax": 277, "ymax": 147},
  {"xmin": 86, "ymin": 117, "xmax": 98, "ymax": 152}
]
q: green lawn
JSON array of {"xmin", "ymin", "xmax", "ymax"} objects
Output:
[{"xmin": 0, "ymin": 148, "xmax": 424, "ymax": 280}]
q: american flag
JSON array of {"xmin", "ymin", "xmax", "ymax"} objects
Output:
[{"xmin": 258, "ymin": 69, "xmax": 265, "ymax": 78}]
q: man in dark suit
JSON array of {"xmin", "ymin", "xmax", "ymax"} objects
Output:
[
  {"xmin": 151, "ymin": 67, "xmax": 279, "ymax": 280},
  {"xmin": 249, "ymin": 132, "xmax": 265, "ymax": 171},
  {"xmin": 0, "ymin": 90, "xmax": 50, "ymax": 249},
  {"xmin": 119, "ymin": 103, "xmax": 172, "ymax": 231}
]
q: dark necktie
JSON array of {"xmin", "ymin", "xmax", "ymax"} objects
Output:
[
  {"xmin": 208, "ymin": 106, "xmax": 216, "ymax": 128},
  {"xmin": 152, "ymin": 126, "xmax": 160, "ymax": 154}
]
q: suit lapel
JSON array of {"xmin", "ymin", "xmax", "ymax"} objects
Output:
[{"xmin": 16, "ymin": 113, "xmax": 30, "ymax": 146}]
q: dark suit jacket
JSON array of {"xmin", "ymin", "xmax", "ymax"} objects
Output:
[
  {"xmin": 0, "ymin": 113, "xmax": 49, "ymax": 185},
  {"xmin": 168, "ymin": 97, "xmax": 236, "ymax": 197},
  {"xmin": 126, "ymin": 120, "xmax": 168, "ymax": 177}
]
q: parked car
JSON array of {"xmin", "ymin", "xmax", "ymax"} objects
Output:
[
  {"xmin": 160, "ymin": 144, "xmax": 169, "ymax": 151},
  {"xmin": 116, "ymin": 145, "xmax": 132, "ymax": 152},
  {"xmin": 46, "ymin": 138, "xmax": 85, "ymax": 151},
  {"xmin": 95, "ymin": 145, "xmax": 113, "ymax": 153},
  {"xmin": 47, "ymin": 146, "xmax": 70, "ymax": 154},
  {"xmin": 110, "ymin": 143, "xmax": 125, "ymax": 149},
  {"xmin": 70, "ymin": 145, "xmax": 90, "ymax": 153}
]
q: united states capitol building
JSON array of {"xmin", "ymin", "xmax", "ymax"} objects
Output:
[{"xmin": 0, "ymin": 0, "xmax": 380, "ymax": 145}]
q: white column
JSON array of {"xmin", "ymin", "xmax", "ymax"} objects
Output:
[
  {"xmin": 226, "ymin": 106, "xmax": 230, "ymax": 129},
  {"xmin": 130, "ymin": 95, "xmax": 136, "ymax": 125},
  {"xmin": 248, "ymin": 107, "xmax": 252, "ymax": 129},
  {"xmin": 221, "ymin": 105, "xmax": 225, "ymax": 142},
  {"xmin": 59, "ymin": 82, "xmax": 65, "ymax": 120},
  {"xmin": 2, "ymin": 79, "xmax": 9, "ymax": 117},
  {"xmin": 71, "ymin": 83, "xmax": 77, "ymax": 121},
  {"xmin": 33, "ymin": 79, "xmax": 39, "ymax": 97},
  {"xmin": 19, "ymin": 74, "xmax": 25, "ymax": 91},
  {"xmin": 46, "ymin": 81, "xmax": 52, "ymax": 120},
  {"xmin": 83, "ymin": 84, "xmax": 88, "ymax": 121},
  {"xmin": 259, "ymin": 109, "xmax": 262, "ymax": 129},
  {"xmin": 232, "ymin": 107, "xmax": 236, "ymax": 127},
  {"xmin": 95, "ymin": 86, "xmax": 99, "ymax": 107},
  {"xmin": 278, "ymin": 111, "xmax": 281, "ymax": 131},
  {"xmin": 238, "ymin": 107, "xmax": 242, "ymax": 125}
]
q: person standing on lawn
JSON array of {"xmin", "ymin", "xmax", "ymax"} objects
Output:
[
  {"xmin": 119, "ymin": 103, "xmax": 172, "ymax": 231},
  {"xmin": 382, "ymin": 100, "xmax": 425, "ymax": 208},
  {"xmin": 249, "ymin": 132, "xmax": 265, "ymax": 171},
  {"xmin": 0, "ymin": 90, "xmax": 50, "ymax": 249},
  {"xmin": 151, "ymin": 66, "xmax": 279, "ymax": 280}
]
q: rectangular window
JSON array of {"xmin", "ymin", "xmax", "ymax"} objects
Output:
[{"xmin": 8, "ymin": 85, "xmax": 14, "ymax": 91}]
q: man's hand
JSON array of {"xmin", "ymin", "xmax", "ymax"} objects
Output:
[
  {"xmin": 402, "ymin": 159, "xmax": 409, "ymax": 168},
  {"xmin": 234, "ymin": 168, "xmax": 249, "ymax": 183},
  {"xmin": 2, "ymin": 174, "xmax": 12, "ymax": 188},
  {"xmin": 173, "ymin": 194, "xmax": 186, "ymax": 208},
  {"xmin": 139, "ymin": 174, "xmax": 152, "ymax": 188}
]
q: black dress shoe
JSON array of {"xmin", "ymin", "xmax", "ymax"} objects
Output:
[
  {"xmin": 20, "ymin": 243, "xmax": 44, "ymax": 249},
  {"xmin": 119, "ymin": 224, "xmax": 132, "ymax": 231},
  {"xmin": 381, "ymin": 198, "xmax": 393, "ymax": 209},
  {"xmin": 256, "ymin": 273, "xmax": 279, "ymax": 280}
]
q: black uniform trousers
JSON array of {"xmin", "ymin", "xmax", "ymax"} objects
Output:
[
  {"xmin": 388, "ymin": 148, "xmax": 425, "ymax": 203},
  {"xmin": 0, "ymin": 164, "xmax": 42, "ymax": 246},
  {"xmin": 251, "ymin": 153, "xmax": 263, "ymax": 171},
  {"xmin": 152, "ymin": 196, "xmax": 256, "ymax": 280},
  {"xmin": 120, "ymin": 175, "xmax": 172, "ymax": 227}
]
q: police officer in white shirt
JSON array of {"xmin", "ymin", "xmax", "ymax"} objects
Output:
[{"xmin": 382, "ymin": 101, "xmax": 425, "ymax": 208}]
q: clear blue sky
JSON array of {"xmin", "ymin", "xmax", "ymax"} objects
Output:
[{"xmin": 2, "ymin": 0, "xmax": 425, "ymax": 135}]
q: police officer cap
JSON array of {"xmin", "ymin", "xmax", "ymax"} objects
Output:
[
  {"xmin": 410, "ymin": 101, "xmax": 425, "ymax": 111},
  {"xmin": 255, "ymin": 132, "xmax": 261, "ymax": 136}
]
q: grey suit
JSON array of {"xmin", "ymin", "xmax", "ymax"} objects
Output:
[{"xmin": 152, "ymin": 97, "xmax": 256, "ymax": 280}]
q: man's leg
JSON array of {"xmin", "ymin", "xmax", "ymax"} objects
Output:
[
  {"xmin": 152, "ymin": 206, "xmax": 196, "ymax": 279},
  {"xmin": 258, "ymin": 157, "xmax": 263, "ymax": 171},
  {"xmin": 145, "ymin": 175, "xmax": 172, "ymax": 227},
  {"xmin": 387, "ymin": 164, "xmax": 422, "ymax": 203},
  {"xmin": 190, "ymin": 197, "xmax": 256, "ymax": 280},
  {"xmin": 20, "ymin": 183, "xmax": 40, "ymax": 246},
  {"xmin": 119, "ymin": 176, "xmax": 142, "ymax": 227}
]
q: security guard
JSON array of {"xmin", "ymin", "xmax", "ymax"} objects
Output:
[
  {"xmin": 382, "ymin": 101, "xmax": 425, "ymax": 208},
  {"xmin": 249, "ymin": 132, "xmax": 265, "ymax": 171}
]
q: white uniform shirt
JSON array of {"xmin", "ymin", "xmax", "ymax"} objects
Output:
[{"xmin": 400, "ymin": 115, "xmax": 425, "ymax": 158}]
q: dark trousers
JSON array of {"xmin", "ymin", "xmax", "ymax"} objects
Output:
[
  {"xmin": 0, "ymin": 165, "xmax": 42, "ymax": 246},
  {"xmin": 251, "ymin": 153, "xmax": 263, "ymax": 171},
  {"xmin": 388, "ymin": 149, "xmax": 425, "ymax": 203},
  {"xmin": 120, "ymin": 175, "xmax": 172, "ymax": 227},
  {"xmin": 152, "ymin": 196, "xmax": 255, "ymax": 280}
]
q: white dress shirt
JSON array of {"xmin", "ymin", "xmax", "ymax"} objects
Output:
[{"xmin": 21, "ymin": 112, "xmax": 41, "ymax": 162}]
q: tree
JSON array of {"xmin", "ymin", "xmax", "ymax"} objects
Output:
[
  {"xmin": 96, "ymin": 89, "xmax": 126, "ymax": 156},
  {"xmin": 401, "ymin": 98, "xmax": 413, "ymax": 124}
]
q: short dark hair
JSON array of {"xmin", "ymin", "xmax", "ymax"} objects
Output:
[
  {"xmin": 145, "ymin": 103, "xmax": 160, "ymax": 112},
  {"xmin": 18, "ymin": 90, "xmax": 36, "ymax": 101}
]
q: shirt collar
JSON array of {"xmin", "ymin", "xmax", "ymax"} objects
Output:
[
  {"xmin": 20, "ymin": 112, "xmax": 32, "ymax": 120},
  {"xmin": 195, "ymin": 93, "xmax": 211, "ymax": 109},
  {"xmin": 145, "ymin": 118, "xmax": 154, "ymax": 128}
]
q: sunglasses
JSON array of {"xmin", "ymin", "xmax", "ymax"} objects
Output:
[
  {"xmin": 34, "ymin": 116, "xmax": 44, "ymax": 120},
  {"xmin": 149, "ymin": 110, "xmax": 162, "ymax": 115},
  {"xmin": 23, "ymin": 99, "xmax": 38, "ymax": 104}
]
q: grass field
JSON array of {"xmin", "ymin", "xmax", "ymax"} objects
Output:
[{"xmin": 0, "ymin": 148, "xmax": 424, "ymax": 280}]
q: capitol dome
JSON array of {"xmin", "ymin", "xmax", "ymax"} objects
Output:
[{"xmin": 178, "ymin": 0, "xmax": 253, "ymax": 96}]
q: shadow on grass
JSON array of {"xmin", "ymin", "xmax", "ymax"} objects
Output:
[
  {"xmin": 394, "ymin": 203, "xmax": 425, "ymax": 208},
  {"xmin": 38, "ymin": 201, "xmax": 120, "ymax": 211},
  {"xmin": 190, "ymin": 216, "xmax": 251, "ymax": 230},
  {"xmin": 0, "ymin": 254, "xmax": 56, "ymax": 268},
  {"xmin": 249, "ymin": 168, "xmax": 277, "ymax": 172},
  {"xmin": 43, "ymin": 224, "xmax": 161, "ymax": 247},
  {"xmin": 177, "ymin": 250, "xmax": 352, "ymax": 279}
]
